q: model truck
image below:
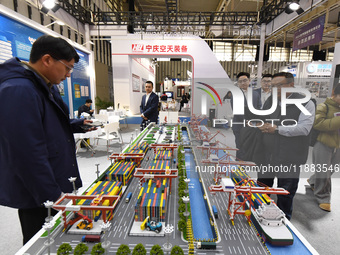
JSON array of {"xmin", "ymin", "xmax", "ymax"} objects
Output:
[
  {"xmin": 146, "ymin": 220, "xmax": 162, "ymax": 233},
  {"xmin": 196, "ymin": 241, "xmax": 216, "ymax": 249},
  {"xmin": 212, "ymin": 205, "xmax": 218, "ymax": 219},
  {"xmin": 126, "ymin": 192, "xmax": 132, "ymax": 203},
  {"xmin": 82, "ymin": 235, "xmax": 101, "ymax": 242}
]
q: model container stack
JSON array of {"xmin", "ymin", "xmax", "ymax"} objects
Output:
[
  {"xmin": 135, "ymin": 179, "xmax": 168, "ymax": 222},
  {"xmin": 77, "ymin": 181, "xmax": 122, "ymax": 220},
  {"xmin": 106, "ymin": 161, "xmax": 136, "ymax": 186},
  {"xmin": 129, "ymin": 141, "xmax": 149, "ymax": 154}
]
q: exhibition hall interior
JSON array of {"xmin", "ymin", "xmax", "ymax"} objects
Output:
[{"xmin": 1, "ymin": 0, "xmax": 340, "ymax": 254}]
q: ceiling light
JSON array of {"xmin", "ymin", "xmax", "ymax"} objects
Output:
[
  {"xmin": 42, "ymin": 0, "xmax": 56, "ymax": 9},
  {"xmin": 289, "ymin": 2, "xmax": 300, "ymax": 11}
]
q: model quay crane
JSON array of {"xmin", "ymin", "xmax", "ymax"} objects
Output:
[
  {"xmin": 209, "ymin": 178, "xmax": 289, "ymax": 226},
  {"xmin": 134, "ymin": 168, "xmax": 178, "ymax": 191},
  {"xmin": 53, "ymin": 193, "xmax": 120, "ymax": 231},
  {"xmin": 198, "ymin": 145, "xmax": 256, "ymax": 184},
  {"xmin": 109, "ymin": 152, "xmax": 145, "ymax": 165}
]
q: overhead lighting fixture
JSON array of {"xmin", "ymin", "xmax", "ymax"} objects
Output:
[
  {"xmin": 285, "ymin": 1, "xmax": 304, "ymax": 15},
  {"xmin": 44, "ymin": 20, "xmax": 65, "ymax": 27},
  {"xmin": 42, "ymin": 0, "xmax": 56, "ymax": 9},
  {"xmin": 289, "ymin": 2, "xmax": 300, "ymax": 11}
]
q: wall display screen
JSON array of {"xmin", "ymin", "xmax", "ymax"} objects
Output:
[
  {"xmin": 71, "ymin": 49, "xmax": 91, "ymax": 112},
  {"xmin": 0, "ymin": 13, "xmax": 91, "ymax": 112}
]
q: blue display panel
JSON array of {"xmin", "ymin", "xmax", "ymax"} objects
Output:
[
  {"xmin": 0, "ymin": 14, "xmax": 43, "ymax": 62},
  {"xmin": 71, "ymin": 49, "xmax": 91, "ymax": 113},
  {"xmin": 0, "ymin": 13, "xmax": 91, "ymax": 111}
]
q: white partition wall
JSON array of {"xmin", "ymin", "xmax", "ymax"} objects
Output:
[{"xmin": 111, "ymin": 32, "xmax": 236, "ymax": 118}]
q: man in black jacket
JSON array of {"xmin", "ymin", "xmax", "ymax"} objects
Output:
[
  {"xmin": 257, "ymin": 72, "xmax": 315, "ymax": 220},
  {"xmin": 78, "ymin": 99, "xmax": 94, "ymax": 117}
]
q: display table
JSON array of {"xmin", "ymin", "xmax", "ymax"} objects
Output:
[{"xmin": 73, "ymin": 127, "xmax": 102, "ymax": 154}]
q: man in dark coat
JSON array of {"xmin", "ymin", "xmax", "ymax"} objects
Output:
[
  {"xmin": 78, "ymin": 98, "xmax": 94, "ymax": 117},
  {"xmin": 0, "ymin": 35, "xmax": 91, "ymax": 244},
  {"xmin": 231, "ymin": 72, "xmax": 261, "ymax": 160},
  {"xmin": 257, "ymin": 72, "xmax": 315, "ymax": 220},
  {"xmin": 140, "ymin": 81, "xmax": 159, "ymax": 124}
]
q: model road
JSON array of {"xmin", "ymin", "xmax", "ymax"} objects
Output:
[{"xmin": 23, "ymin": 142, "xmax": 269, "ymax": 255}]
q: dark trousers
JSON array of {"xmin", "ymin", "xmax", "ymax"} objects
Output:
[
  {"xmin": 18, "ymin": 207, "xmax": 57, "ymax": 244},
  {"xmin": 233, "ymin": 129, "xmax": 245, "ymax": 160},
  {"xmin": 257, "ymin": 175, "xmax": 299, "ymax": 220}
]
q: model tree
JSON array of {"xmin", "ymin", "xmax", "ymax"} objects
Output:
[
  {"xmin": 150, "ymin": 244, "xmax": 164, "ymax": 255},
  {"xmin": 74, "ymin": 243, "xmax": 88, "ymax": 255},
  {"xmin": 132, "ymin": 243, "xmax": 146, "ymax": 255},
  {"xmin": 117, "ymin": 244, "xmax": 131, "ymax": 255},
  {"xmin": 91, "ymin": 243, "xmax": 105, "ymax": 255},
  {"xmin": 177, "ymin": 219, "xmax": 186, "ymax": 232},
  {"xmin": 170, "ymin": 246, "xmax": 184, "ymax": 255},
  {"xmin": 57, "ymin": 243, "xmax": 73, "ymax": 255}
]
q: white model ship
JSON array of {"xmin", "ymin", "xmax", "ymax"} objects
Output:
[{"xmin": 251, "ymin": 202, "xmax": 293, "ymax": 246}]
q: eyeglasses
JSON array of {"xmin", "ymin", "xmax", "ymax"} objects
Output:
[
  {"xmin": 58, "ymin": 60, "xmax": 74, "ymax": 74},
  {"xmin": 238, "ymin": 79, "xmax": 249, "ymax": 84}
]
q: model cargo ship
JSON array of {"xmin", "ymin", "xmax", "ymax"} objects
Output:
[{"xmin": 251, "ymin": 202, "xmax": 293, "ymax": 246}]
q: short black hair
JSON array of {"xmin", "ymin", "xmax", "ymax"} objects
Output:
[
  {"xmin": 333, "ymin": 85, "xmax": 340, "ymax": 95},
  {"xmin": 273, "ymin": 72, "xmax": 294, "ymax": 83},
  {"xmin": 146, "ymin": 81, "xmax": 153, "ymax": 87},
  {"xmin": 237, "ymin": 72, "xmax": 250, "ymax": 79},
  {"xmin": 85, "ymin": 99, "xmax": 92, "ymax": 103},
  {"xmin": 30, "ymin": 35, "xmax": 80, "ymax": 63},
  {"xmin": 262, "ymin": 74, "xmax": 273, "ymax": 79}
]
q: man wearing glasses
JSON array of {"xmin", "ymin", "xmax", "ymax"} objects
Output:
[
  {"xmin": 257, "ymin": 72, "xmax": 315, "ymax": 220},
  {"xmin": 255, "ymin": 74, "xmax": 272, "ymax": 107},
  {"xmin": 0, "ymin": 35, "xmax": 91, "ymax": 243},
  {"xmin": 231, "ymin": 72, "xmax": 261, "ymax": 160}
]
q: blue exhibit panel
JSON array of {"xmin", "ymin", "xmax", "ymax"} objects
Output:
[
  {"xmin": 0, "ymin": 13, "xmax": 70, "ymax": 109},
  {"xmin": 71, "ymin": 49, "xmax": 91, "ymax": 112},
  {"xmin": 0, "ymin": 14, "xmax": 43, "ymax": 62}
]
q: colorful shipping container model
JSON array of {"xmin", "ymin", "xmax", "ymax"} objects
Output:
[
  {"xmin": 77, "ymin": 181, "xmax": 122, "ymax": 221},
  {"xmin": 154, "ymin": 149, "xmax": 172, "ymax": 160},
  {"xmin": 148, "ymin": 159, "xmax": 171, "ymax": 170},
  {"xmin": 129, "ymin": 142, "xmax": 149, "ymax": 154},
  {"xmin": 106, "ymin": 161, "xmax": 136, "ymax": 186},
  {"xmin": 251, "ymin": 202, "xmax": 293, "ymax": 246},
  {"xmin": 135, "ymin": 179, "xmax": 169, "ymax": 222}
]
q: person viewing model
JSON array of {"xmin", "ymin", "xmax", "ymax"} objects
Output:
[
  {"xmin": 78, "ymin": 98, "xmax": 94, "ymax": 118},
  {"xmin": 140, "ymin": 81, "xmax": 159, "ymax": 125},
  {"xmin": 255, "ymin": 74, "xmax": 272, "ymax": 107},
  {"xmin": 257, "ymin": 72, "xmax": 315, "ymax": 220},
  {"xmin": 0, "ymin": 35, "xmax": 93, "ymax": 244},
  {"xmin": 230, "ymin": 72, "xmax": 261, "ymax": 159},
  {"xmin": 307, "ymin": 85, "xmax": 340, "ymax": 212}
]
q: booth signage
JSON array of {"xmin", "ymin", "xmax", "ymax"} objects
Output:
[
  {"xmin": 132, "ymin": 44, "xmax": 188, "ymax": 53},
  {"xmin": 293, "ymin": 15, "xmax": 325, "ymax": 51}
]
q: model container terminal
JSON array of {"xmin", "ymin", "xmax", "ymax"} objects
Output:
[{"xmin": 17, "ymin": 119, "xmax": 317, "ymax": 255}]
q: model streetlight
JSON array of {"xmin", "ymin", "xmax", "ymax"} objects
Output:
[
  {"xmin": 163, "ymin": 224, "xmax": 174, "ymax": 253},
  {"xmin": 68, "ymin": 177, "xmax": 77, "ymax": 194},
  {"xmin": 182, "ymin": 196, "xmax": 190, "ymax": 217}
]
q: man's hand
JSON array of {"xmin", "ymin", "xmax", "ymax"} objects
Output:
[
  {"xmin": 258, "ymin": 123, "xmax": 277, "ymax": 134},
  {"xmin": 83, "ymin": 120, "xmax": 97, "ymax": 132}
]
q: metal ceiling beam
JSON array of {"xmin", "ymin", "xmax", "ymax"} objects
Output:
[{"xmin": 92, "ymin": 11, "xmax": 258, "ymax": 26}]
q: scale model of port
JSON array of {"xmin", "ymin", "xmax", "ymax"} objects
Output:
[{"xmin": 19, "ymin": 116, "xmax": 315, "ymax": 255}]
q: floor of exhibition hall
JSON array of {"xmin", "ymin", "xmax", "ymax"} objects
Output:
[{"xmin": 0, "ymin": 124, "xmax": 339, "ymax": 255}]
